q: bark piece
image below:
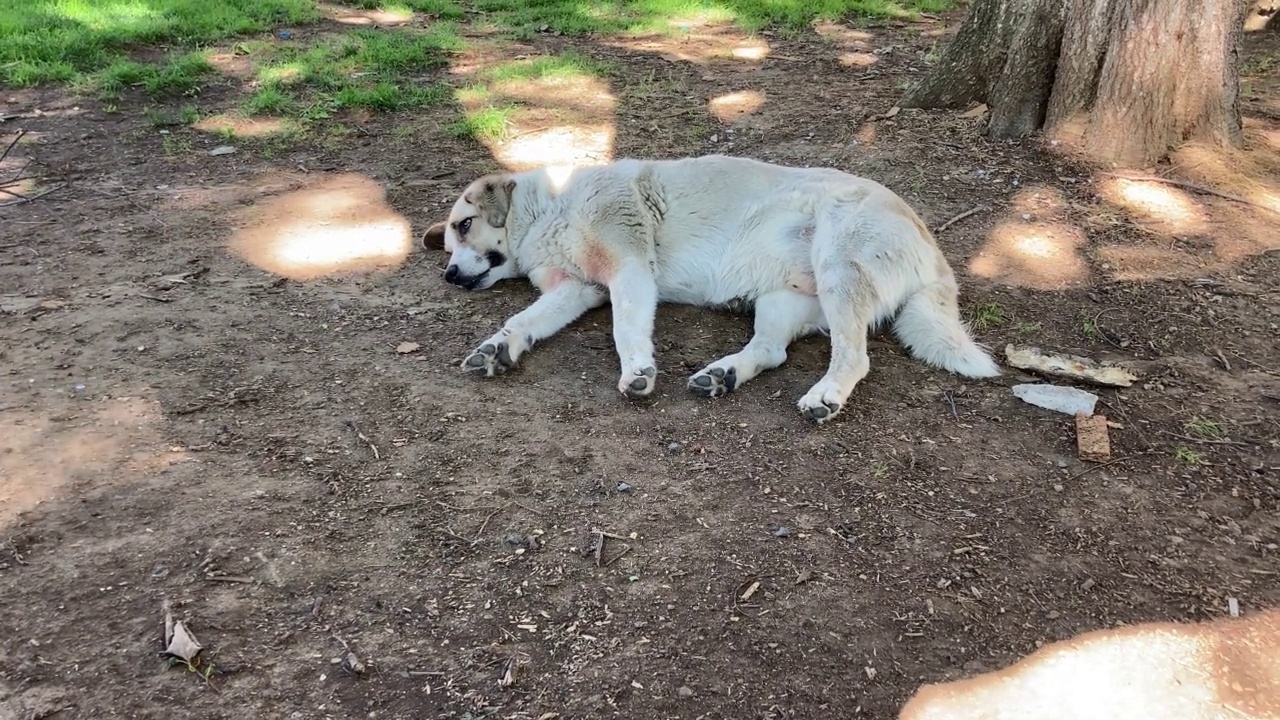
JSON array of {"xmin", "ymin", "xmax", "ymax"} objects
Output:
[{"xmin": 1005, "ymin": 344, "xmax": 1139, "ymax": 387}]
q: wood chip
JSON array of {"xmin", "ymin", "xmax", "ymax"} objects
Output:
[
  {"xmin": 740, "ymin": 580, "xmax": 761, "ymax": 602},
  {"xmin": 1075, "ymin": 413, "xmax": 1112, "ymax": 463},
  {"xmin": 1005, "ymin": 344, "xmax": 1139, "ymax": 387}
]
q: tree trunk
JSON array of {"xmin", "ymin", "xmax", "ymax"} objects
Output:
[{"xmin": 901, "ymin": 0, "xmax": 1248, "ymax": 167}]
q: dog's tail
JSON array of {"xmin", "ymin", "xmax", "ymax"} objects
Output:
[{"xmin": 893, "ymin": 278, "xmax": 1001, "ymax": 379}]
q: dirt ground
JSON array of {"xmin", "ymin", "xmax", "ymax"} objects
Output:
[{"xmin": 2, "ymin": 10, "xmax": 1279, "ymax": 720}]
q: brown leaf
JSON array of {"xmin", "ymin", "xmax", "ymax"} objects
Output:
[{"xmin": 396, "ymin": 341, "xmax": 421, "ymax": 354}]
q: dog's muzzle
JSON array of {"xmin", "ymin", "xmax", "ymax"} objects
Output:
[{"xmin": 445, "ymin": 264, "xmax": 488, "ymax": 290}]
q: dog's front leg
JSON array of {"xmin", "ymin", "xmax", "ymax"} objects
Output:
[
  {"xmin": 606, "ymin": 258, "xmax": 660, "ymax": 398},
  {"xmin": 463, "ymin": 278, "xmax": 606, "ymax": 377}
]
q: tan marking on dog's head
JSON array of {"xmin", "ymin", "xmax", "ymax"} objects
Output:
[{"xmin": 463, "ymin": 174, "xmax": 517, "ymax": 228}]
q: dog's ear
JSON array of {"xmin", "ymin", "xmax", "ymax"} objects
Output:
[
  {"xmin": 466, "ymin": 175, "xmax": 517, "ymax": 228},
  {"xmin": 421, "ymin": 221, "xmax": 447, "ymax": 251}
]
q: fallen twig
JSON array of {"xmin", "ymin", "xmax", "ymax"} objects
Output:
[
  {"xmin": 345, "ymin": 419, "xmax": 380, "ymax": 460},
  {"xmin": 1064, "ymin": 451, "xmax": 1159, "ymax": 483},
  {"xmin": 139, "ymin": 293, "xmax": 172, "ymax": 303},
  {"xmin": 0, "ymin": 182, "xmax": 66, "ymax": 208},
  {"xmin": 1100, "ymin": 172, "xmax": 1279, "ymax": 215},
  {"xmin": 1158, "ymin": 430, "xmax": 1250, "ymax": 447},
  {"xmin": 935, "ymin": 205, "xmax": 985, "ymax": 234},
  {"xmin": 0, "ymin": 130, "xmax": 24, "ymax": 166}
]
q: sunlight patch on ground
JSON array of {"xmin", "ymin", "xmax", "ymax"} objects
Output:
[
  {"xmin": 1099, "ymin": 177, "xmax": 1206, "ymax": 234},
  {"xmin": 206, "ymin": 51, "xmax": 256, "ymax": 80},
  {"xmin": 194, "ymin": 114, "xmax": 296, "ymax": 138},
  {"xmin": 839, "ymin": 52, "xmax": 879, "ymax": 67},
  {"xmin": 228, "ymin": 173, "xmax": 413, "ymax": 281},
  {"xmin": 969, "ymin": 221, "xmax": 1090, "ymax": 290},
  {"xmin": 452, "ymin": 53, "xmax": 617, "ymax": 170},
  {"xmin": 605, "ymin": 27, "xmax": 771, "ymax": 65},
  {"xmin": 900, "ymin": 609, "xmax": 1280, "ymax": 720},
  {"xmin": 708, "ymin": 90, "xmax": 765, "ymax": 123},
  {"xmin": 319, "ymin": 1, "xmax": 415, "ymax": 26},
  {"xmin": 1, "ymin": 396, "xmax": 177, "ymax": 529}
]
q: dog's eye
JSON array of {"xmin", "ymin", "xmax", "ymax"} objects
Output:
[{"xmin": 458, "ymin": 217, "xmax": 473, "ymax": 235}]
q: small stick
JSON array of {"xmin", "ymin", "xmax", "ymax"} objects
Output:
[
  {"xmin": 345, "ymin": 419, "xmax": 381, "ymax": 460},
  {"xmin": 1100, "ymin": 172, "xmax": 1279, "ymax": 215},
  {"xmin": 139, "ymin": 294, "xmax": 172, "ymax": 303},
  {"xmin": 942, "ymin": 390, "xmax": 959, "ymax": 422},
  {"xmin": 1158, "ymin": 430, "xmax": 1250, "ymax": 447},
  {"xmin": 470, "ymin": 505, "xmax": 505, "ymax": 546},
  {"xmin": 592, "ymin": 532, "xmax": 605, "ymax": 567},
  {"xmin": 934, "ymin": 205, "xmax": 985, "ymax": 233},
  {"xmin": 205, "ymin": 575, "xmax": 254, "ymax": 584},
  {"xmin": 0, "ymin": 130, "xmax": 24, "ymax": 166},
  {"xmin": 0, "ymin": 182, "xmax": 66, "ymax": 208},
  {"xmin": 1064, "ymin": 451, "xmax": 1158, "ymax": 483},
  {"xmin": 603, "ymin": 545, "xmax": 632, "ymax": 567}
]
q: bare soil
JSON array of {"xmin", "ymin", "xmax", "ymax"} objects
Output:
[{"xmin": 2, "ymin": 12, "xmax": 1278, "ymax": 720}]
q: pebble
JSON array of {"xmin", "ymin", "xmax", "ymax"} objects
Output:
[
  {"xmin": 667, "ymin": 442, "xmax": 683, "ymax": 453},
  {"xmin": 773, "ymin": 526, "xmax": 792, "ymax": 538},
  {"xmin": 616, "ymin": 482, "xmax": 632, "ymax": 493},
  {"xmin": 677, "ymin": 686, "xmax": 694, "ymax": 698}
]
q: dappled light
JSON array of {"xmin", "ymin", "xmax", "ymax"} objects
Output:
[
  {"xmin": 606, "ymin": 26, "xmax": 772, "ymax": 64},
  {"xmin": 709, "ymin": 90, "xmax": 766, "ymax": 123},
  {"xmin": 900, "ymin": 610, "xmax": 1280, "ymax": 720},
  {"xmin": 319, "ymin": 1, "xmax": 415, "ymax": 26},
  {"xmin": 452, "ymin": 52, "xmax": 618, "ymax": 170},
  {"xmin": 194, "ymin": 114, "xmax": 296, "ymax": 138},
  {"xmin": 969, "ymin": 221, "xmax": 1090, "ymax": 289},
  {"xmin": 1009, "ymin": 185, "xmax": 1068, "ymax": 216},
  {"xmin": 1, "ymin": 397, "xmax": 177, "ymax": 529},
  {"xmin": 227, "ymin": 173, "xmax": 413, "ymax": 281},
  {"xmin": 839, "ymin": 51, "xmax": 880, "ymax": 67},
  {"xmin": 1099, "ymin": 177, "xmax": 1206, "ymax": 234},
  {"xmin": 499, "ymin": 126, "xmax": 616, "ymax": 170}
]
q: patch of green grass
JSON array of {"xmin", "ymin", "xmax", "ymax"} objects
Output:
[
  {"xmin": 483, "ymin": 51, "xmax": 612, "ymax": 83},
  {"xmin": 970, "ymin": 303, "xmax": 1005, "ymax": 332},
  {"xmin": 448, "ymin": 104, "xmax": 515, "ymax": 141},
  {"xmin": 1012, "ymin": 321, "xmax": 1041, "ymax": 338},
  {"xmin": 1174, "ymin": 445, "xmax": 1204, "ymax": 466},
  {"xmin": 243, "ymin": 27, "xmax": 459, "ymax": 119},
  {"xmin": 0, "ymin": 0, "xmax": 320, "ymax": 87},
  {"xmin": 1185, "ymin": 417, "xmax": 1224, "ymax": 440}
]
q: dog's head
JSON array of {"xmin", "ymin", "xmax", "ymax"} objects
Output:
[{"xmin": 423, "ymin": 173, "xmax": 517, "ymax": 291}]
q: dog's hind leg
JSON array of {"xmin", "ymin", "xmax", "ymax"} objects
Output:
[
  {"xmin": 892, "ymin": 271, "xmax": 1001, "ymax": 378},
  {"xmin": 607, "ymin": 257, "xmax": 661, "ymax": 398},
  {"xmin": 688, "ymin": 290, "xmax": 821, "ymax": 398},
  {"xmin": 797, "ymin": 257, "xmax": 882, "ymax": 425}
]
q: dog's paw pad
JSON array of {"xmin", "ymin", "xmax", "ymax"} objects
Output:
[
  {"xmin": 687, "ymin": 365, "xmax": 737, "ymax": 398},
  {"xmin": 620, "ymin": 366, "xmax": 657, "ymax": 398},
  {"xmin": 462, "ymin": 341, "xmax": 513, "ymax": 377},
  {"xmin": 797, "ymin": 398, "xmax": 842, "ymax": 424}
]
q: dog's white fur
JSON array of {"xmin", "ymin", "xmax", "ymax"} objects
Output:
[{"xmin": 428, "ymin": 154, "xmax": 1000, "ymax": 423}]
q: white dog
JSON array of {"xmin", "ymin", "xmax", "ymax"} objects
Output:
[{"xmin": 422, "ymin": 154, "xmax": 1000, "ymax": 424}]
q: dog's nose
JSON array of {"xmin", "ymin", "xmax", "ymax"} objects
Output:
[{"xmin": 444, "ymin": 265, "xmax": 460, "ymax": 284}]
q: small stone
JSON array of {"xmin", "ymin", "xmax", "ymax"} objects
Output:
[
  {"xmin": 1053, "ymin": 484, "xmax": 1064, "ymax": 492},
  {"xmin": 667, "ymin": 442, "xmax": 682, "ymax": 453},
  {"xmin": 1046, "ymin": 610, "xmax": 1061, "ymax": 619},
  {"xmin": 677, "ymin": 686, "xmax": 694, "ymax": 698},
  {"xmin": 208, "ymin": 145, "xmax": 237, "ymax": 156},
  {"xmin": 773, "ymin": 526, "xmax": 792, "ymax": 538},
  {"xmin": 504, "ymin": 533, "xmax": 526, "ymax": 547},
  {"xmin": 1080, "ymin": 578, "xmax": 1096, "ymax": 591},
  {"xmin": 616, "ymin": 482, "xmax": 632, "ymax": 493}
]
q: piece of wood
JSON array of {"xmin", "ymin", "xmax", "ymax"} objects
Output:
[
  {"xmin": 1075, "ymin": 413, "xmax": 1112, "ymax": 463},
  {"xmin": 1005, "ymin": 344, "xmax": 1139, "ymax": 387}
]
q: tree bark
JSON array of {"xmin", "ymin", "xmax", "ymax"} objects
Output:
[{"xmin": 901, "ymin": 0, "xmax": 1248, "ymax": 167}]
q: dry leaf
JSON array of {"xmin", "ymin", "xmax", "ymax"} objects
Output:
[
  {"xmin": 396, "ymin": 341, "xmax": 421, "ymax": 354},
  {"xmin": 961, "ymin": 103, "xmax": 988, "ymax": 118},
  {"xmin": 884, "ymin": 106, "xmax": 900, "ymax": 118},
  {"xmin": 163, "ymin": 602, "xmax": 204, "ymax": 664}
]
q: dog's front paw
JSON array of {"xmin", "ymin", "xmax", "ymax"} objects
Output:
[
  {"xmin": 619, "ymin": 366, "xmax": 657, "ymax": 398},
  {"xmin": 687, "ymin": 365, "xmax": 737, "ymax": 398},
  {"xmin": 797, "ymin": 381, "xmax": 846, "ymax": 424},
  {"xmin": 462, "ymin": 341, "xmax": 515, "ymax": 377}
]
